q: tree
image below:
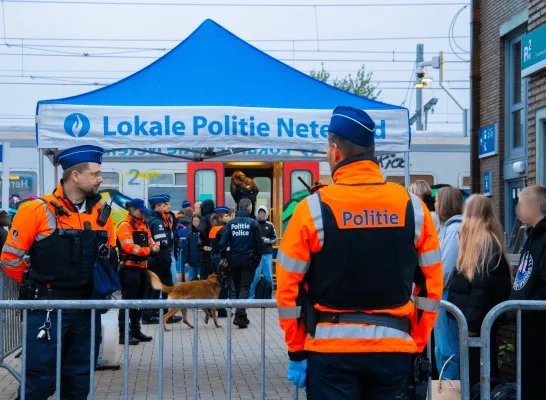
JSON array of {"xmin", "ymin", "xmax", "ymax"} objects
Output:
[{"xmin": 309, "ymin": 63, "xmax": 382, "ymax": 101}]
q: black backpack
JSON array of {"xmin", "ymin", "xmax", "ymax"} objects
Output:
[{"xmin": 254, "ymin": 274, "xmax": 272, "ymax": 299}]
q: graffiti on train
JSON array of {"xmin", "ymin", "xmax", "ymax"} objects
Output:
[{"xmin": 377, "ymin": 153, "xmax": 405, "ymax": 170}]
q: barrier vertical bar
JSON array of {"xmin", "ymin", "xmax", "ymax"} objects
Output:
[
  {"xmin": 123, "ymin": 310, "xmax": 129, "ymax": 400},
  {"xmin": 21, "ymin": 309, "xmax": 27, "ymax": 400},
  {"xmin": 158, "ymin": 305, "xmax": 164, "ymax": 400},
  {"xmin": 226, "ymin": 307, "xmax": 232, "ymax": 399},
  {"xmin": 192, "ymin": 308, "xmax": 198, "ymax": 400},
  {"xmin": 89, "ymin": 309, "xmax": 96, "ymax": 400},
  {"xmin": 55, "ymin": 310, "xmax": 62, "ymax": 400},
  {"xmin": 426, "ymin": 341, "xmax": 432, "ymax": 398},
  {"xmin": 516, "ymin": 310, "xmax": 521, "ymax": 400},
  {"xmin": 260, "ymin": 308, "xmax": 266, "ymax": 400}
]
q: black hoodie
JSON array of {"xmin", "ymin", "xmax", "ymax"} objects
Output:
[
  {"xmin": 510, "ymin": 217, "xmax": 546, "ymax": 302},
  {"xmin": 197, "ymin": 199, "xmax": 215, "ymax": 251}
]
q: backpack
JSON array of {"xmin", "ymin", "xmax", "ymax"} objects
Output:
[
  {"xmin": 177, "ymin": 223, "xmax": 189, "ymax": 247},
  {"xmin": 254, "ymin": 274, "xmax": 273, "ymax": 300}
]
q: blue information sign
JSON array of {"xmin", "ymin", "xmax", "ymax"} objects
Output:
[
  {"xmin": 478, "ymin": 124, "xmax": 498, "ymax": 159},
  {"xmin": 483, "ymin": 171, "xmax": 492, "ymax": 197}
]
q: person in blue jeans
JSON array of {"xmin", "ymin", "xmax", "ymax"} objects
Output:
[
  {"xmin": 433, "ymin": 186, "xmax": 464, "ymax": 379},
  {"xmin": 176, "ymin": 208, "xmax": 193, "ymax": 282},
  {"xmin": 184, "ymin": 214, "xmax": 202, "ymax": 281},
  {"xmin": 249, "ymin": 206, "xmax": 277, "ymax": 299}
]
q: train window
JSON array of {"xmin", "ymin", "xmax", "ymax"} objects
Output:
[
  {"xmin": 101, "ymin": 172, "xmax": 120, "ymax": 190},
  {"xmin": 195, "ymin": 170, "xmax": 216, "ymax": 203},
  {"xmin": 254, "ymin": 177, "xmax": 272, "ymax": 210},
  {"xmin": 290, "ymin": 170, "xmax": 312, "ymax": 196},
  {"xmin": 0, "ymin": 170, "xmax": 38, "ymax": 208},
  {"xmin": 148, "ymin": 171, "xmax": 188, "ymax": 210}
]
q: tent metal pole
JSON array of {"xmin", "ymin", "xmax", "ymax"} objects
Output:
[
  {"xmin": 404, "ymin": 152, "xmax": 410, "ymax": 188},
  {"xmin": 2, "ymin": 142, "xmax": 10, "ymax": 211},
  {"xmin": 38, "ymin": 149, "xmax": 45, "ymax": 197}
]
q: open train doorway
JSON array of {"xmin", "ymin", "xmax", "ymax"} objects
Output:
[{"xmin": 223, "ymin": 162, "xmax": 274, "ymax": 217}]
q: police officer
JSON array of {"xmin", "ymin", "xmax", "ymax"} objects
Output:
[
  {"xmin": 1, "ymin": 145, "xmax": 116, "ymax": 400},
  {"xmin": 220, "ymin": 198, "xmax": 262, "ymax": 328},
  {"xmin": 117, "ymin": 198, "xmax": 159, "ymax": 345},
  {"xmin": 276, "ymin": 106, "xmax": 443, "ymax": 399},
  {"xmin": 142, "ymin": 194, "xmax": 182, "ymax": 325}
]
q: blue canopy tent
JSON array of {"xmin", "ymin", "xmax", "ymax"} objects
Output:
[{"xmin": 34, "ymin": 18, "xmax": 411, "ymax": 191}]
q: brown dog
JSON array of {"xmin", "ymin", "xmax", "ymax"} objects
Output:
[{"xmin": 148, "ymin": 271, "xmax": 223, "ymax": 331}]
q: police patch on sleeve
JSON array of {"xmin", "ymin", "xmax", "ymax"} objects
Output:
[
  {"xmin": 513, "ymin": 251, "xmax": 533, "ymax": 291},
  {"xmin": 12, "ymin": 230, "xmax": 18, "ymax": 237}
]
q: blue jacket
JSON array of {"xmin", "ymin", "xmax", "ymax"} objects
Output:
[
  {"xmin": 220, "ymin": 210, "xmax": 262, "ymax": 264},
  {"xmin": 184, "ymin": 225, "xmax": 202, "ymax": 267},
  {"xmin": 438, "ymin": 214, "xmax": 463, "ymax": 288}
]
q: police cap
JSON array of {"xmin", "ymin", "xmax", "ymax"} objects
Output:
[
  {"xmin": 55, "ymin": 145, "xmax": 104, "ymax": 171},
  {"xmin": 148, "ymin": 194, "xmax": 170, "ymax": 207},
  {"xmin": 214, "ymin": 206, "xmax": 230, "ymax": 215},
  {"xmin": 328, "ymin": 106, "xmax": 376, "ymax": 147},
  {"xmin": 127, "ymin": 198, "xmax": 150, "ymax": 214},
  {"xmin": 182, "ymin": 200, "xmax": 192, "ymax": 208}
]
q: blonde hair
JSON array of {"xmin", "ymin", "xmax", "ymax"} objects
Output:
[
  {"xmin": 457, "ymin": 194, "xmax": 508, "ymax": 281},
  {"xmin": 408, "ymin": 180, "xmax": 432, "ymax": 199},
  {"xmin": 436, "ymin": 186, "xmax": 463, "ymax": 224},
  {"xmin": 520, "ymin": 185, "xmax": 546, "ymax": 215}
]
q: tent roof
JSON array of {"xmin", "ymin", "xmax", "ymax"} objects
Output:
[{"xmin": 37, "ymin": 19, "xmax": 404, "ymax": 111}]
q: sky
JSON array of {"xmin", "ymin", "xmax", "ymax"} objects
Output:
[{"xmin": 0, "ymin": 0, "xmax": 471, "ymax": 133}]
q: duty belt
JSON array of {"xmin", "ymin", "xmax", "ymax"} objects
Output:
[{"xmin": 318, "ymin": 312, "xmax": 411, "ymax": 334}]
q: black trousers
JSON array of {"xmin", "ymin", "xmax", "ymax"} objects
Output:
[
  {"xmin": 143, "ymin": 254, "xmax": 173, "ymax": 319},
  {"xmin": 521, "ymin": 319, "xmax": 546, "ymax": 400},
  {"xmin": 118, "ymin": 266, "xmax": 149, "ymax": 334},
  {"xmin": 200, "ymin": 253, "xmax": 214, "ymax": 279},
  {"xmin": 230, "ymin": 260, "xmax": 256, "ymax": 318},
  {"xmin": 306, "ymin": 352, "xmax": 412, "ymax": 400}
]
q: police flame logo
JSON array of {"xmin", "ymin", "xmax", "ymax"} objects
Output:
[{"xmin": 63, "ymin": 113, "xmax": 91, "ymax": 138}]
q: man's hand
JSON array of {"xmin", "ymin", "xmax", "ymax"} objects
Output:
[
  {"xmin": 262, "ymin": 237, "xmax": 268, "ymax": 244},
  {"xmin": 287, "ymin": 360, "xmax": 307, "ymax": 390},
  {"xmin": 151, "ymin": 244, "xmax": 160, "ymax": 253}
]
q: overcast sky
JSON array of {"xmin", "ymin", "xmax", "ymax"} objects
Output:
[{"xmin": 0, "ymin": 0, "xmax": 470, "ymax": 133}]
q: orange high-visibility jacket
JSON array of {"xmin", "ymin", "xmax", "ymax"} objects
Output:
[
  {"xmin": 1, "ymin": 182, "xmax": 116, "ymax": 285},
  {"xmin": 276, "ymin": 158, "xmax": 443, "ymax": 360},
  {"xmin": 116, "ymin": 215, "xmax": 155, "ymax": 268}
]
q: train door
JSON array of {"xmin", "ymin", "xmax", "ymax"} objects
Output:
[
  {"xmin": 281, "ymin": 162, "xmax": 319, "ymax": 232},
  {"xmin": 187, "ymin": 162, "xmax": 224, "ymax": 205}
]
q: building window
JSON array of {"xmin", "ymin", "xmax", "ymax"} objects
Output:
[
  {"xmin": 385, "ymin": 174, "xmax": 435, "ymax": 186},
  {"xmin": 290, "ymin": 170, "xmax": 312, "ymax": 196},
  {"xmin": 194, "ymin": 170, "xmax": 216, "ymax": 203},
  {"xmin": 147, "ymin": 171, "xmax": 188, "ymax": 209},
  {"xmin": 0, "ymin": 170, "xmax": 38, "ymax": 209},
  {"xmin": 506, "ymin": 34, "xmax": 527, "ymax": 158}
]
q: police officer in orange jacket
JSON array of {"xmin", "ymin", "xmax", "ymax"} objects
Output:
[
  {"xmin": 276, "ymin": 106, "xmax": 443, "ymax": 399},
  {"xmin": 1, "ymin": 145, "xmax": 116, "ymax": 400},
  {"xmin": 117, "ymin": 198, "xmax": 159, "ymax": 345}
]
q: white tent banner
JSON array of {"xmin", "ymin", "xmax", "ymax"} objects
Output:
[{"xmin": 36, "ymin": 105, "xmax": 410, "ymax": 152}]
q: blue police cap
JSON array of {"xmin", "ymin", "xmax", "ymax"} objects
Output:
[
  {"xmin": 148, "ymin": 194, "xmax": 170, "ymax": 207},
  {"xmin": 127, "ymin": 198, "xmax": 150, "ymax": 213},
  {"xmin": 182, "ymin": 200, "xmax": 192, "ymax": 208},
  {"xmin": 214, "ymin": 206, "xmax": 230, "ymax": 215},
  {"xmin": 55, "ymin": 145, "xmax": 104, "ymax": 171},
  {"xmin": 328, "ymin": 106, "xmax": 376, "ymax": 147}
]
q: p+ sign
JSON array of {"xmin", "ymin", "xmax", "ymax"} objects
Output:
[
  {"xmin": 478, "ymin": 123, "xmax": 497, "ymax": 159},
  {"xmin": 522, "ymin": 24, "xmax": 546, "ymax": 78}
]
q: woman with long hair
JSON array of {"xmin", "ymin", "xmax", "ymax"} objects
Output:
[
  {"xmin": 409, "ymin": 180, "xmax": 440, "ymax": 231},
  {"xmin": 448, "ymin": 194, "xmax": 511, "ymax": 387},
  {"xmin": 433, "ymin": 186, "xmax": 464, "ymax": 380}
]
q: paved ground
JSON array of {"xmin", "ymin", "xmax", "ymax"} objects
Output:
[{"xmin": 0, "ymin": 308, "xmax": 306, "ymax": 400}]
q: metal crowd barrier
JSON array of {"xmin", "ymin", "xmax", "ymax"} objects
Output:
[
  {"xmin": 480, "ymin": 300, "xmax": 546, "ymax": 400},
  {"xmin": 0, "ymin": 271, "xmax": 22, "ymax": 381},
  {"xmin": 0, "ymin": 299, "xmax": 308, "ymax": 400}
]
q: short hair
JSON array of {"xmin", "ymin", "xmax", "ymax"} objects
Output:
[
  {"xmin": 436, "ymin": 186, "xmax": 464, "ymax": 224},
  {"xmin": 239, "ymin": 198, "xmax": 252, "ymax": 211},
  {"xmin": 228, "ymin": 207, "xmax": 236, "ymax": 217},
  {"xmin": 184, "ymin": 208, "xmax": 193, "ymax": 217},
  {"xmin": 62, "ymin": 162, "xmax": 89, "ymax": 182},
  {"xmin": 328, "ymin": 132, "xmax": 375, "ymax": 159},
  {"xmin": 520, "ymin": 185, "xmax": 546, "ymax": 215},
  {"xmin": 0, "ymin": 210, "xmax": 7, "ymax": 217},
  {"xmin": 192, "ymin": 213, "xmax": 201, "ymax": 220},
  {"xmin": 408, "ymin": 180, "xmax": 432, "ymax": 199}
]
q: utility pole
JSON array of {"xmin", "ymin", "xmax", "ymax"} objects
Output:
[{"xmin": 415, "ymin": 44, "xmax": 424, "ymax": 131}]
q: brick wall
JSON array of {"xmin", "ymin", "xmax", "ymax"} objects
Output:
[
  {"xmin": 479, "ymin": 0, "xmax": 527, "ymax": 220},
  {"xmin": 527, "ymin": 1, "xmax": 546, "ymax": 184}
]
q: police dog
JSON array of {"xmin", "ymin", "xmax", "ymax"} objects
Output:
[{"xmin": 148, "ymin": 271, "xmax": 224, "ymax": 332}]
